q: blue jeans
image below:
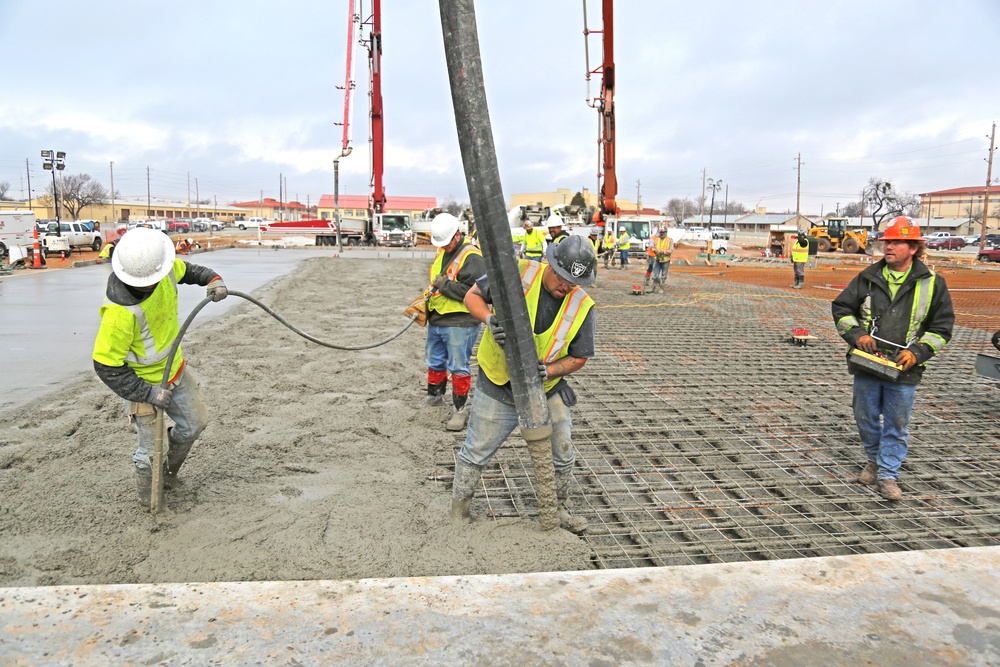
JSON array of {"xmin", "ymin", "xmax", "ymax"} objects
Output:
[
  {"xmin": 652, "ymin": 260, "xmax": 670, "ymax": 280},
  {"xmin": 852, "ymin": 373, "xmax": 917, "ymax": 480},
  {"xmin": 619, "ymin": 249, "xmax": 629, "ymax": 266},
  {"xmin": 127, "ymin": 366, "xmax": 209, "ymax": 468},
  {"xmin": 457, "ymin": 390, "xmax": 575, "ymax": 474},
  {"xmin": 425, "ymin": 324, "xmax": 479, "ymax": 376}
]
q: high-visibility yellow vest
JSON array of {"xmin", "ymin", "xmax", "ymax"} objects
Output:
[
  {"xmin": 523, "ymin": 228, "xmax": 546, "ymax": 256},
  {"xmin": 428, "ymin": 242, "xmax": 482, "ymax": 315},
  {"xmin": 617, "ymin": 231, "xmax": 631, "ymax": 250},
  {"xmin": 791, "ymin": 241, "xmax": 809, "ymax": 263},
  {"xmin": 478, "ymin": 260, "xmax": 594, "ymax": 393},
  {"xmin": 590, "ymin": 237, "xmax": 600, "ymax": 254},
  {"xmin": 603, "ymin": 232, "xmax": 616, "ymax": 248},
  {"xmin": 92, "ymin": 259, "xmax": 187, "ymax": 385},
  {"xmin": 655, "ymin": 235, "xmax": 672, "ymax": 258}
]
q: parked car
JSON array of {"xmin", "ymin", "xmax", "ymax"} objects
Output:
[
  {"xmin": 236, "ymin": 217, "xmax": 266, "ymax": 230},
  {"xmin": 985, "ymin": 234, "xmax": 1000, "ymax": 247},
  {"xmin": 192, "ymin": 217, "xmax": 225, "ymax": 232},
  {"xmin": 710, "ymin": 226, "xmax": 731, "ymax": 240},
  {"xmin": 977, "ymin": 247, "xmax": 1000, "ymax": 263},
  {"xmin": 925, "ymin": 233, "xmax": 966, "ymax": 250},
  {"xmin": 167, "ymin": 218, "xmax": 191, "ymax": 233},
  {"xmin": 963, "ymin": 234, "xmax": 981, "ymax": 245}
]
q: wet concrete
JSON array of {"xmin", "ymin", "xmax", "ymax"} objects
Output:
[{"xmin": 0, "ymin": 246, "xmax": 428, "ymax": 413}]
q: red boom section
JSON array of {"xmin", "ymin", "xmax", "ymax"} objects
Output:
[
  {"xmin": 598, "ymin": 0, "xmax": 617, "ymax": 220},
  {"xmin": 369, "ymin": 0, "xmax": 386, "ymax": 214}
]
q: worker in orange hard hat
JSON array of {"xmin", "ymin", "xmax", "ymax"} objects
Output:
[{"xmin": 832, "ymin": 216, "xmax": 954, "ymax": 501}]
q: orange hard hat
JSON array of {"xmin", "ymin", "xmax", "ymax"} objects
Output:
[{"xmin": 882, "ymin": 216, "xmax": 923, "ymax": 241}]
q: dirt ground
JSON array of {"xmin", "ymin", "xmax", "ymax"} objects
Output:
[{"xmin": 0, "ymin": 257, "xmax": 591, "ymax": 587}]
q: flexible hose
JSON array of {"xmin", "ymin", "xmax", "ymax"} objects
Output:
[{"xmin": 160, "ymin": 289, "xmax": 418, "ymax": 389}]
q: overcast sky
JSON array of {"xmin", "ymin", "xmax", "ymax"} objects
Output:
[{"xmin": 2, "ymin": 0, "xmax": 998, "ymax": 216}]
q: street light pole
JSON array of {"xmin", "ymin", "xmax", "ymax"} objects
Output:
[
  {"xmin": 707, "ymin": 178, "xmax": 722, "ymax": 226},
  {"xmin": 40, "ymin": 150, "xmax": 66, "ymax": 235}
]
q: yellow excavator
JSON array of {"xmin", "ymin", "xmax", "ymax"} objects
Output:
[{"xmin": 807, "ymin": 217, "xmax": 868, "ymax": 253}]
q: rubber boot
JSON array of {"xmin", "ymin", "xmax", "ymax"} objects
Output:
[
  {"xmin": 417, "ymin": 381, "xmax": 447, "ymax": 408},
  {"xmin": 165, "ymin": 433, "xmax": 194, "ymax": 490},
  {"xmin": 134, "ymin": 463, "xmax": 164, "ymax": 510},
  {"xmin": 450, "ymin": 459, "xmax": 484, "ymax": 523},
  {"xmin": 446, "ymin": 394, "xmax": 470, "ymax": 432},
  {"xmin": 555, "ymin": 472, "xmax": 589, "ymax": 534}
]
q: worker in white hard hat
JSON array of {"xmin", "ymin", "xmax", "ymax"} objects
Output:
[
  {"xmin": 545, "ymin": 213, "xmax": 569, "ymax": 245},
  {"xmin": 419, "ymin": 213, "xmax": 486, "ymax": 432},
  {"xmin": 175, "ymin": 237, "xmax": 192, "ymax": 255},
  {"xmin": 92, "ymin": 227, "xmax": 229, "ymax": 508}
]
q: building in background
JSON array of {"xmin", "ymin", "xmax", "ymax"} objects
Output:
[{"xmin": 919, "ymin": 186, "xmax": 997, "ymax": 230}]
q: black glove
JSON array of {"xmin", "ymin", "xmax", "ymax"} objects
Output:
[
  {"xmin": 432, "ymin": 274, "xmax": 448, "ymax": 290},
  {"xmin": 207, "ymin": 278, "xmax": 228, "ymax": 302},
  {"xmin": 147, "ymin": 385, "xmax": 172, "ymax": 409},
  {"xmin": 487, "ymin": 314, "xmax": 506, "ymax": 347},
  {"xmin": 537, "ymin": 359, "xmax": 548, "ymax": 381}
]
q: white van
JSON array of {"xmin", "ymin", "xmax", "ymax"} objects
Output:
[{"xmin": 0, "ymin": 210, "xmax": 39, "ymax": 260}]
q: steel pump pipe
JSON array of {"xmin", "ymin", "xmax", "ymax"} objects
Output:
[{"xmin": 438, "ymin": 0, "xmax": 559, "ymax": 530}]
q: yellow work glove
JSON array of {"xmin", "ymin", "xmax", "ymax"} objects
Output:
[
  {"xmin": 855, "ymin": 335, "xmax": 878, "ymax": 353},
  {"xmin": 895, "ymin": 349, "xmax": 917, "ymax": 371}
]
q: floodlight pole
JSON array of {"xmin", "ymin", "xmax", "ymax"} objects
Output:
[{"xmin": 41, "ymin": 150, "xmax": 66, "ymax": 236}]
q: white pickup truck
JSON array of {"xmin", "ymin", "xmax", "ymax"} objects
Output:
[
  {"xmin": 236, "ymin": 217, "xmax": 266, "ymax": 230},
  {"xmin": 43, "ymin": 220, "xmax": 103, "ymax": 252}
]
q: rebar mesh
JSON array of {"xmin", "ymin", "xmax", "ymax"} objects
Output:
[{"xmin": 450, "ymin": 267, "xmax": 1000, "ymax": 569}]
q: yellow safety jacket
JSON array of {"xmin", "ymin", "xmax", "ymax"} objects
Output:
[
  {"xmin": 603, "ymin": 232, "xmax": 616, "ymax": 249},
  {"xmin": 478, "ymin": 260, "xmax": 594, "ymax": 392},
  {"xmin": 428, "ymin": 241, "xmax": 482, "ymax": 316},
  {"xmin": 791, "ymin": 241, "xmax": 809, "ymax": 263},
  {"xmin": 98, "ymin": 241, "xmax": 114, "ymax": 259},
  {"xmin": 522, "ymin": 228, "xmax": 546, "ymax": 257},
  {"xmin": 654, "ymin": 235, "xmax": 672, "ymax": 259},
  {"xmin": 92, "ymin": 259, "xmax": 187, "ymax": 385},
  {"xmin": 590, "ymin": 237, "xmax": 600, "ymax": 254},
  {"xmin": 617, "ymin": 231, "xmax": 631, "ymax": 250}
]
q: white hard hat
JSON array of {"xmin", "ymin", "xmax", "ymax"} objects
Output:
[
  {"xmin": 186, "ymin": 238, "xmax": 193, "ymax": 244},
  {"xmin": 546, "ymin": 213, "xmax": 564, "ymax": 229},
  {"xmin": 112, "ymin": 227, "xmax": 175, "ymax": 287},
  {"xmin": 430, "ymin": 213, "xmax": 460, "ymax": 247}
]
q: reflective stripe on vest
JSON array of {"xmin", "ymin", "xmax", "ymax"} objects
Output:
[
  {"xmin": 618, "ymin": 232, "xmax": 631, "ymax": 249},
  {"xmin": 524, "ymin": 229, "xmax": 545, "ymax": 255},
  {"xmin": 909, "ymin": 274, "xmax": 941, "ymax": 354},
  {"xmin": 791, "ymin": 242, "xmax": 809, "ymax": 263},
  {"xmin": 124, "ymin": 271, "xmax": 178, "ymax": 365},
  {"xmin": 655, "ymin": 236, "xmax": 672, "ymax": 255},
  {"xmin": 428, "ymin": 242, "xmax": 481, "ymax": 316}
]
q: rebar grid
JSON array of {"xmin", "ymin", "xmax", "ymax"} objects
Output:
[{"xmin": 451, "ymin": 270, "xmax": 1000, "ymax": 570}]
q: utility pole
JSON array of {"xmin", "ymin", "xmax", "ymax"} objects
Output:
[
  {"xmin": 635, "ymin": 178, "xmax": 641, "ymax": 216},
  {"xmin": 979, "ymin": 121, "xmax": 996, "ymax": 252},
  {"xmin": 196, "ymin": 178, "xmax": 201, "ymax": 219},
  {"xmin": 187, "ymin": 172, "xmax": 191, "ymax": 213},
  {"xmin": 795, "ymin": 153, "xmax": 803, "ymax": 229},
  {"xmin": 146, "ymin": 166, "xmax": 151, "ymax": 217},
  {"xmin": 110, "ymin": 161, "xmax": 116, "ymax": 224},
  {"xmin": 700, "ymin": 168, "xmax": 706, "ymax": 224},
  {"xmin": 25, "ymin": 159, "xmax": 33, "ymax": 212}
]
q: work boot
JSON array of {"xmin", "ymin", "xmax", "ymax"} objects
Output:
[
  {"xmin": 858, "ymin": 460, "xmax": 878, "ymax": 485},
  {"xmin": 417, "ymin": 381, "xmax": 447, "ymax": 408},
  {"xmin": 134, "ymin": 463, "xmax": 164, "ymax": 510},
  {"xmin": 555, "ymin": 472, "xmax": 589, "ymax": 535},
  {"xmin": 165, "ymin": 432, "xmax": 194, "ymax": 489},
  {"xmin": 878, "ymin": 478, "xmax": 903, "ymax": 501},
  {"xmin": 446, "ymin": 395, "xmax": 469, "ymax": 432},
  {"xmin": 450, "ymin": 459, "xmax": 484, "ymax": 523}
]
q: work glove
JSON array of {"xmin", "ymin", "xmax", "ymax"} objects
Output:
[
  {"xmin": 487, "ymin": 314, "xmax": 506, "ymax": 347},
  {"xmin": 895, "ymin": 349, "xmax": 918, "ymax": 371},
  {"xmin": 432, "ymin": 274, "xmax": 448, "ymax": 290},
  {"xmin": 147, "ymin": 385, "xmax": 172, "ymax": 409},
  {"xmin": 855, "ymin": 335, "xmax": 878, "ymax": 354},
  {"xmin": 537, "ymin": 359, "xmax": 548, "ymax": 382},
  {"xmin": 206, "ymin": 277, "xmax": 228, "ymax": 302}
]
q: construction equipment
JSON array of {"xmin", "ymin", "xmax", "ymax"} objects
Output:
[
  {"xmin": 808, "ymin": 217, "xmax": 868, "ymax": 253},
  {"xmin": 583, "ymin": 0, "xmax": 618, "ymax": 229}
]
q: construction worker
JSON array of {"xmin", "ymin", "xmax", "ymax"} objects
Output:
[
  {"xmin": 791, "ymin": 232, "xmax": 809, "ymax": 289},
  {"xmin": 588, "ymin": 228, "xmax": 600, "ymax": 256},
  {"xmin": 420, "ymin": 213, "xmax": 486, "ymax": 432},
  {"xmin": 546, "ymin": 213, "xmax": 569, "ymax": 245},
  {"xmin": 643, "ymin": 228, "xmax": 657, "ymax": 289},
  {"xmin": 832, "ymin": 217, "xmax": 954, "ymax": 501},
  {"xmin": 602, "ymin": 226, "xmax": 617, "ymax": 268},
  {"xmin": 175, "ymin": 237, "xmax": 192, "ymax": 255},
  {"xmin": 92, "ymin": 227, "xmax": 229, "ymax": 507},
  {"xmin": 617, "ymin": 226, "xmax": 631, "ymax": 269},
  {"xmin": 98, "ymin": 229, "xmax": 124, "ymax": 261},
  {"xmin": 519, "ymin": 219, "xmax": 547, "ymax": 261},
  {"xmin": 452, "ymin": 235, "xmax": 597, "ymax": 534},
  {"xmin": 650, "ymin": 226, "xmax": 673, "ymax": 293}
]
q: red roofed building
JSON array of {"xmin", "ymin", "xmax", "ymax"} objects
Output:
[
  {"xmin": 233, "ymin": 198, "xmax": 313, "ymax": 221},
  {"xmin": 316, "ymin": 194, "xmax": 437, "ymax": 221},
  {"xmin": 919, "ymin": 186, "xmax": 997, "ymax": 226}
]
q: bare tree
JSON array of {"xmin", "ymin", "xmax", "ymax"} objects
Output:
[
  {"xmin": 0, "ymin": 181, "xmax": 11, "ymax": 201},
  {"xmin": 864, "ymin": 178, "xmax": 919, "ymax": 230},
  {"xmin": 663, "ymin": 197, "xmax": 699, "ymax": 224},
  {"xmin": 46, "ymin": 173, "xmax": 109, "ymax": 220},
  {"xmin": 841, "ymin": 201, "xmax": 863, "ymax": 217}
]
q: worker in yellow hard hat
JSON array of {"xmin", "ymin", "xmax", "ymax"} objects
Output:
[{"xmin": 832, "ymin": 216, "xmax": 954, "ymax": 501}]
